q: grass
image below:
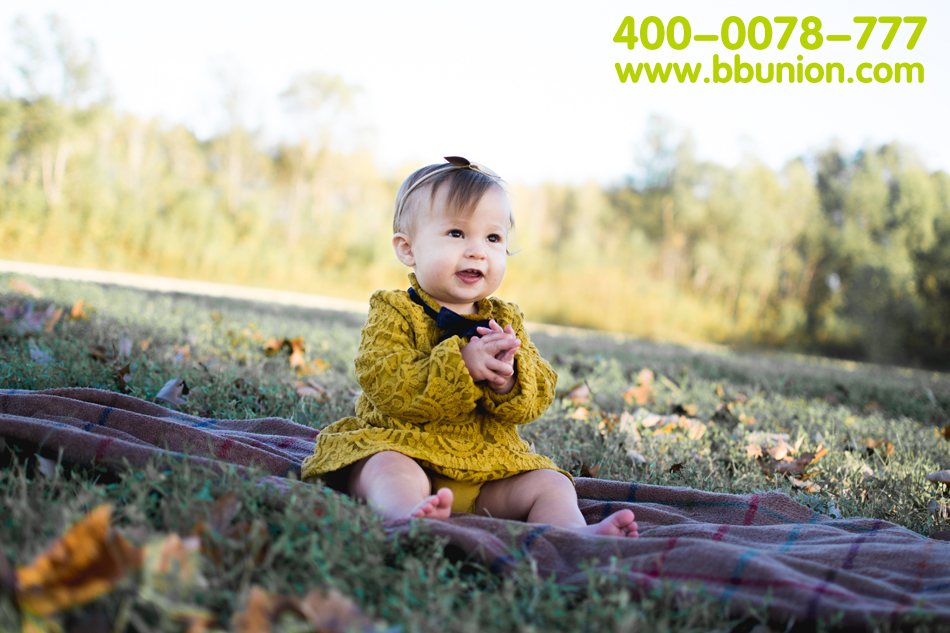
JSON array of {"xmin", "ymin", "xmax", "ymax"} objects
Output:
[{"xmin": 1, "ymin": 271, "xmax": 950, "ymax": 632}]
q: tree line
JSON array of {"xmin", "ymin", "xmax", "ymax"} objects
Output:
[{"xmin": 2, "ymin": 17, "xmax": 948, "ymax": 368}]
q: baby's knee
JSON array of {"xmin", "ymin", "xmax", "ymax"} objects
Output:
[
  {"xmin": 349, "ymin": 451, "xmax": 429, "ymax": 497},
  {"xmin": 529, "ymin": 468, "xmax": 574, "ymax": 494}
]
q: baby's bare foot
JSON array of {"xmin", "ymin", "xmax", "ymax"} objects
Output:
[
  {"xmin": 578, "ymin": 509, "xmax": 638, "ymax": 538},
  {"xmin": 409, "ymin": 487, "xmax": 454, "ymax": 520}
]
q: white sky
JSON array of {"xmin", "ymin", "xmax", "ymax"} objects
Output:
[{"xmin": 0, "ymin": 0, "xmax": 947, "ymax": 185}]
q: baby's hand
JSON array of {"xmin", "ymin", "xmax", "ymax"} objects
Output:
[
  {"xmin": 475, "ymin": 321, "xmax": 518, "ymax": 365},
  {"xmin": 461, "ymin": 321, "xmax": 520, "ymax": 390},
  {"xmin": 465, "ymin": 320, "xmax": 519, "ymax": 394}
]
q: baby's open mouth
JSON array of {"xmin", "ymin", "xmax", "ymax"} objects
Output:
[{"xmin": 456, "ymin": 269, "xmax": 483, "ymax": 283}]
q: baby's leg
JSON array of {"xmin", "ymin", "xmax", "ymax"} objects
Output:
[
  {"xmin": 474, "ymin": 469, "xmax": 638, "ymax": 538},
  {"xmin": 347, "ymin": 451, "xmax": 453, "ymax": 521}
]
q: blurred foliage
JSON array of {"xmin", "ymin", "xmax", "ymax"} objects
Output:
[{"xmin": 1, "ymin": 18, "xmax": 949, "ymax": 369}]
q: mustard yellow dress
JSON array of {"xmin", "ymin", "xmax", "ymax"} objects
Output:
[{"xmin": 301, "ymin": 274, "xmax": 562, "ymax": 485}]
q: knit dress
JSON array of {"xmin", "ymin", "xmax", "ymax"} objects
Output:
[{"xmin": 301, "ymin": 274, "xmax": 563, "ymax": 484}]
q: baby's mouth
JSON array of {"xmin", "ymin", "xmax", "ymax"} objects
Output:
[{"xmin": 456, "ymin": 269, "xmax": 484, "ymax": 283}]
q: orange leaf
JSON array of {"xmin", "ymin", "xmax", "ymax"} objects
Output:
[
  {"xmin": 15, "ymin": 504, "xmax": 141, "ymax": 616},
  {"xmin": 569, "ymin": 407, "xmax": 589, "ymax": 420},
  {"xmin": 69, "ymin": 299, "xmax": 88, "ymax": 320},
  {"xmin": 262, "ymin": 338, "xmax": 284, "ymax": 356},
  {"xmin": 579, "ymin": 463, "xmax": 601, "ymax": 478},
  {"xmin": 9, "ymin": 279, "xmax": 42, "ymax": 297},
  {"xmin": 288, "ymin": 337, "xmax": 306, "ymax": 370},
  {"xmin": 43, "ymin": 308, "xmax": 62, "ymax": 333},
  {"xmin": 565, "ymin": 383, "xmax": 590, "ymax": 405}
]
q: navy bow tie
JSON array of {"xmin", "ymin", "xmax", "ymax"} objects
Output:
[{"xmin": 408, "ymin": 287, "xmax": 493, "ymax": 343}]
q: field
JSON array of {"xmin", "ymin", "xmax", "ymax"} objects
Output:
[{"xmin": 1, "ymin": 272, "xmax": 950, "ymax": 632}]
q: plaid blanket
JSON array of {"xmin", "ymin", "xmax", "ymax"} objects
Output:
[{"xmin": 2, "ymin": 388, "xmax": 948, "ymax": 629}]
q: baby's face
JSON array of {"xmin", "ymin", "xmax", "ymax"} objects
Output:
[{"xmin": 398, "ymin": 185, "xmax": 510, "ymax": 315}]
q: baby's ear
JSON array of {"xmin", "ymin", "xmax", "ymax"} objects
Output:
[{"xmin": 392, "ymin": 233, "xmax": 415, "ymax": 267}]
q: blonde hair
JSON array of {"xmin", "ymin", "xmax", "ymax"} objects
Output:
[{"xmin": 393, "ymin": 161, "xmax": 511, "ymax": 234}]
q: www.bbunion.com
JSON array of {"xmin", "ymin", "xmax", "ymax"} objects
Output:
[{"xmin": 616, "ymin": 54, "xmax": 924, "ymax": 84}]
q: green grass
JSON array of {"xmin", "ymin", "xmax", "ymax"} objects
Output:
[{"xmin": 2, "ymin": 272, "xmax": 950, "ymax": 632}]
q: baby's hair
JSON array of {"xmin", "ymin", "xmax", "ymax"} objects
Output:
[{"xmin": 393, "ymin": 160, "xmax": 511, "ymax": 234}]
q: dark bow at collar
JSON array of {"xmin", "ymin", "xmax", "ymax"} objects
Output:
[{"xmin": 408, "ymin": 287, "xmax": 493, "ymax": 343}]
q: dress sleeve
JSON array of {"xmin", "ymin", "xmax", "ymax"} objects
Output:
[
  {"xmin": 354, "ymin": 293, "xmax": 479, "ymax": 423},
  {"xmin": 478, "ymin": 305, "xmax": 557, "ymax": 425}
]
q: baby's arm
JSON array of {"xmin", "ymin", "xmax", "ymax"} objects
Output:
[
  {"xmin": 475, "ymin": 306, "xmax": 557, "ymax": 425},
  {"xmin": 355, "ymin": 293, "xmax": 480, "ymax": 422}
]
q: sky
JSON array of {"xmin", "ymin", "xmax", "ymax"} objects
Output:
[{"xmin": 0, "ymin": 0, "xmax": 947, "ymax": 186}]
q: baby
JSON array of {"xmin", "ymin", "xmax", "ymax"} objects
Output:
[{"xmin": 302, "ymin": 157, "xmax": 637, "ymax": 538}]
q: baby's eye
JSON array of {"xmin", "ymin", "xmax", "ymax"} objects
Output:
[
  {"xmin": 447, "ymin": 229, "xmax": 463, "ymax": 238},
  {"xmin": 487, "ymin": 234, "xmax": 503, "ymax": 243}
]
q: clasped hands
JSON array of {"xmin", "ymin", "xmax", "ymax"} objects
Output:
[{"xmin": 460, "ymin": 319, "xmax": 520, "ymax": 394}]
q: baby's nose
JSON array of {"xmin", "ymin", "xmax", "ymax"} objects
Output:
[{"xmin": 465, "ymin": 242, "xmax": 486, "ymax": 258}]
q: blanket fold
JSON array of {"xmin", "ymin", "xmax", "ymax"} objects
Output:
[{"xmin": 1, "ymin": 387, "xmax": 948, "ymax": 628}]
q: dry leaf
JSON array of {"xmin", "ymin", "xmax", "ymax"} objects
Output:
[
  {"xmin": 114, "ymin": 363, "xmax": 131, "ymax": 394},
  {"xmin": 10, "ymin": 279, "xmax": 42, "ymax": 297},
  {"xmin": 579, "ymin": 463, "xmax": 601, "ymax": 478},
  {"xmin": 627, "ymin": 449, "xmax": 647, "ymax": 464},
  {"xmin": 766, "ymin": 438, "xmax": 795, "ymax": 461},
  {"xmin": 234, "ymin": 586, "xmax": 377, "ymax": 633},
  {"xmin": 670, "ymin": 403, "xmax": 698, "ymax": 417},
  {"xmin": 569, "ymin": 407, "xmax": 589, "ymax": 420},
  {"xmin": 16, "ymin": 505, "xmax": 141, "ymax": 617},
  {"xmin": 565, "ymin": 383, "xmax": 590, "ymax": 405},
  {"xmin": 288, "ymin": 337, "xmax": 306, "ymax": 370},
  {"xmin": 174, "ymin": 344, "xmax": 191, "ymax": 363},
  {"xmin": 69, "ymin": 300, "xmax": 88, "ymax": 320},
  {"xmin": 866, "ymin": 438, "xmax": 894, "ymax": 459},
  {"xmin": 155, "ymin": 378, "xmax": 189, "ymax": 408},
  {"xmin": 637, "ymin": 368, "xmax": 654, "ymax": 385},
  {"xmin": 744, "ymin": 444, "xmax": 764, "ymax": 458},
  {"xmin": 139, "ymin": 338, "xmax": 152, "ymax": 352},
  {"xmin": 295, "ymin": 380, "xmax": 329, "ymax": 401},
  {"xmin": 297, "ymin": 587, "xmax": 376, "ymax": 632},
  {"xmin": 43, "ymin": 308, "xmax": 62, "ymax": 333},
  {"xmin": 790, "ymin": 477, "xmax": 820, "ymax": 493},
  {"xmin": 669, "ymin": 463, "xmax": 684, "ymax": 475},
  {"xmin": 211, "ymin": 311, "xmax": 222, "ymax": 322}
]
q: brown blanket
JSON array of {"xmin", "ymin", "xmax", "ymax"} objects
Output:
[{"xmin": 2, "ymin": 388, "xmax": 948, "ymax": 629}]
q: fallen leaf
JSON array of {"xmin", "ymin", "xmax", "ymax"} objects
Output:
[
  {"xmin": 297, "ymin": 587, "xmax": 377, "ymax": 632},
  {"xmin": 262, "ymin": 338, "xmax": 283, "ymax": 356},
  {"xmin": 234, "ymin": 586, "xmax": 378, "ymax": 633},
  {"xmin": 866, "ymin": 438, "xmax": 894, "ymax": 459},
  {"xmin": 637, "ymin": 368, "xmax": 654, "ymax": 386},
  {"xmin": 670, "ymin": 403, "xmax": 698, "ymax": 417},
  {"xmin": 627, "ymin": 449, "xmax": 647, "ymax": 464},
  {"xmin": 295, "ymin": 380, "xmax": 329, "ymax": 401},
  {"xmin": 15, "ymin": 505, "xmax": 141, "ymax": 617},
  {"xmin": 9, "ymin": 279, "xmax": 42, "ymax": 297},
  {"xmin": 789, "ymin": 477, "xmax": 820, "ymax": 493},
  {"xmin": 155, "ymin": 378, "xmax": 189, "ymax": 409},
  {"xmin": 864, "ymin": 400, "xmax": 883, "ymax": 414},
  {"xmin": 211, "ymin": 311, "xmax": 222, "ymax": 322},
  {"xmin": 69, "ymin": 300, "xmax": 88, "ymax": 321},
  {"xmin": 766, "ymin": 438, "xmax": 795, "ymax": 461},
  {"xmin": 569, "ymin": 407, "xmax": 589, "ymax": 420},
  {"xmin": 139, "ymin": 338, "xmax": 152, "ymax": 352},
  {"xmin": 744, "ymin": 444, "xmax": 763, "ymax": 458},
  {"xmin": 43, "ymin": 309, "xmax": 62, "ymax": 333},
  {"xmin": 579, "ymin": 463, "xmax": 601, "ymax": 478},
  {"xmin": 288, "ymin": 337, "xmax": 306, "ymax": 370},
  {"xmin": 669, "ymin": 463, "xmax": 684, "ymax": 475},
  {"xmin": 565, "ymin": 383, "xmax": 590, "ymax": 405},
  {"xmin": 174, "ymin": 344, "xmax": 191, "ymax": 363},
  {"xmin": 114, "ymin": 363, "xmax": 131, "ymax": 393}
]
